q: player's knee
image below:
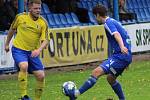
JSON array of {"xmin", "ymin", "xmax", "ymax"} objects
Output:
[
  {"xmin": 92, "ymin": 67, "xmax": 104, "ymax": 78},
  {"xmin": 107, "ymin": 75, "xmax": 116, "ymax": 85},
  {"xmin": 19, "ymin": 62, "xmax": 28, "ymax": 72},
  {"xmin": 36, "ymin": 73, "xmax": 45, "ymax": 81}
]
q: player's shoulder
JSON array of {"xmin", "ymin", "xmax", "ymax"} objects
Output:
[
  {"xmin": 16, "ymin": 12, "xmax": 28, "ymax": 16},
  {"xmin": 15, "ymin": 12, "xmax": 28, "ymax": 18},
  {"xmin": 39, "ymin": 15, "xmax": 47, "ymax": 22},
  {"xmin": 39, "ymin": 15, "xmax": 48, "ymax": 26},
  {"xmin": 106, "ymin": 17, "xmax": 116, "ymax": 23}
]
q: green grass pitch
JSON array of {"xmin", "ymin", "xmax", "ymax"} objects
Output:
[{"xmin": 0, "ymin": 60, "xmax": 150, "ymax": 100}]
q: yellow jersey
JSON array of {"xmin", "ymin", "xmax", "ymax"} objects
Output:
[{"xmin": 11, "ymin": 12, "xmax": 48, "ymax": 51}]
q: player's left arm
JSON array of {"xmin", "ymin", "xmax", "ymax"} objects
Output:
[
  {"xmin": 39, "ymin": 20, "xmax": 49, "ymax": 51},
  {"xmin": 31, "ymin": 20, "xmax": 49, "ymax": 57},
  {"xmin": 113, "ymin": 32, "xmax": 128, "ymax": 54}
]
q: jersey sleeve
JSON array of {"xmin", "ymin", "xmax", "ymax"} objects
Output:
[
  {"xmin": 10, "ymin": 14, "xmax": 20, "ymax": 29},
  {"xmin": 104, "ymin": 20, "xmax": 118, "ymax": 35},
  {"xmin": 41, "ymin": 20, "xmax": 49, "ymax": 41}
]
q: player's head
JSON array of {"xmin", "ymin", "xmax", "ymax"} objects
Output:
[
  {"xmin": 28, "ymin": 0, "xmax": 42, "ymax": 20},
  {"xmin": 92, "ymin": 4, "xmax": 107, "ymax": 24}
]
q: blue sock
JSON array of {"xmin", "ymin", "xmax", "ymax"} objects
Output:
[
  {"xmin": 111, "ymin": 81, "xmax": 125, "ymax": 100},
  {"xmin": 79, "ymin": 75, "xmax": 97, "ymax": 94}
]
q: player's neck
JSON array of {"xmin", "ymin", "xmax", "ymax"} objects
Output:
[
  {"xmin": 29, "ymin": 13, "xmax": 39, "ymax": 21},
  {"xmin": 102, "ymin": 16, "xmax": 108, "ymax": 23}
]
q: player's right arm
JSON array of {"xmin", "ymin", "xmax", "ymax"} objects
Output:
[
  {"xmin": 105, "ymin": 20, "xmax": 128, "ymax": 54},
  {"xmin": 5, "ymin": 14, "xmax": 19, "ymax": 52},
  {"xmin": 5, "ymin": 28, "xmax": 16, "ymax": 52},
  {"xmin": 113, "ymin": 32, "xmax": 128, "ymax": 54}
]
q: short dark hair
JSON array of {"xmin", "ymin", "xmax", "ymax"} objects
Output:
[{"xmin": 92, "ymin": 4, "xmax": 107, "ymax": 17}]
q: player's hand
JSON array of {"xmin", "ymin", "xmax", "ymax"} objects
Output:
[
  {"xmin": 121, "ymin": 46, "xmax": 128, "ymax": 54},
  {"xmin": 31, "ymin": 49, "xmax": 41, "ymax": 57},
  {"xmin": 5, "ymin": 44, "xmax": 9, "ymax": 52}
]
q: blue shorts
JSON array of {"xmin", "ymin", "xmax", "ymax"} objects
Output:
[
  {"xmin": 100, "ymin": 54, "xmax": 132, "ymax": 77},
  {"xmin": 12, "ymin": 46, "xmax": 44, "ymax": 73}
]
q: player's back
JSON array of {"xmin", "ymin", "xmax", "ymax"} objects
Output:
[
  {"xmin": 104, "ymin": 17, "xmax": 132, "ymax": 62},
  {"xmin": 105, "ymin": 17, "xmax": 131, "ymax": 52}
]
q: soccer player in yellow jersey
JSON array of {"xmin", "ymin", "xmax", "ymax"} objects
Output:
[{"xmin": 5, "ymin": 0, "xmax": 48, "ymax": 100}]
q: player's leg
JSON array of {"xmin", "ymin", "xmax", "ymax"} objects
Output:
[
  {"xmin": 18, "ymin": 62, "xmax": 28, "ymax": 97},
  {"xmin": 33, "ymin": 70, "xmax": 45, "ymax": 100},
  {"xmin": 77, "ymin": 66, "xmax": 105, "ymax": 95},
  {"xmin": 63, "ymin": 66, "xmax": 105, "ymax": 100},
  {"xmin": 107, "ymin": 74, "xmax": 125, "ymax": 100},
  {"xmin": 29, "ymin": 56, "xmax": 45, "ymax": 100},
  {"xmin": 11, "ymin": 47, "xmax": 29, "ymax": 98},
  {"xmin": 65, "ymin": 66, "xmax": 105, "ymax": 100},
  {"xmin": 66, "ymin": 59, "xmax": 109, "ymax": 99},
  {"xmin": 105, "ymin": 56, "xmax": 131, "ymax": 100}
]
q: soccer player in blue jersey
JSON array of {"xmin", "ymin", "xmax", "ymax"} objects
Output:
[{"xmin": 65, "ymin": 4, "xmax": 132, "ymax": 100}]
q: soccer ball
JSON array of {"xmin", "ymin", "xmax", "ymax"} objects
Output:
[{"xmin": 62, "ymin": 81, "xmax": 77, "ymax": 96}]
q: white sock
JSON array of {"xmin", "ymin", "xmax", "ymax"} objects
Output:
[{"xmin": 74, "ymin": 89, "xmax": 80, "ymax": 97}]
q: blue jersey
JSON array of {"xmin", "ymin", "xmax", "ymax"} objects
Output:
[
  {"xmin": 100, "ymin": 17, "xmax": 132, "ymax": 76},
  {"xmin": 104, "ymin": 17, "xmax": 131, "ymax": 54},
  {"xmin": 104, "ymin": 17, "xmax": 132, "ymax": 62}
]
